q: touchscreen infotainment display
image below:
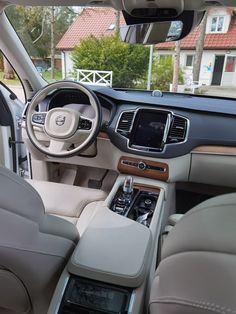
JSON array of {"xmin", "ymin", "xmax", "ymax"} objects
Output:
[{"xmin": 130, "ymin": 110, "xmax": 168, "ymax": 150}]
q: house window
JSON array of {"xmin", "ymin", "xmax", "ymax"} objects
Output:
[
  {"xmin": 186, "ymin": 55, "xmax": 194, "ymax": 67},
  {"xmin": 210, "ymin": 16, "xmax": 225, "ymax": 33},
  {"xmin": 225, "ymin": 56, "xmax": 236, "ymax": 72},
  {"xmin": 108, "ymin": 23, "xmax": 115, "ymax": 30}
]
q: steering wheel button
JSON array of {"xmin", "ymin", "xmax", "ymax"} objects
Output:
[
  {"xmin": 32, "ymin": 113, "xmax": 46, "ymax": 125},
  {"xmin": 79, "ymin": 119, "xmax": 92, "ymax": 130}
]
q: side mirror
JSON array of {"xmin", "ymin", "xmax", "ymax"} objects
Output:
[{"xmin": 120, "ymin": 20, "xmax": 183, "ymax": 45}]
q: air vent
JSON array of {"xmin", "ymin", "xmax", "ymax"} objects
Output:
[
  {"xmin": 23, "ymin": 79, "xmax": 34, "ymax": 92},
  {"xmin": 168, "ymin": 116, "xmax": 187, "ymax": 143},
  {"xmin": 116, "ymin": 111, "xmax": 135, "ymax": 137}
]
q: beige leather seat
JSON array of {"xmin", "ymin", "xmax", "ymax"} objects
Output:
[
  {"xmin": 150, "ymin": 193, "xmax": 236, "ymax": 314},
  {"xmin": 28, "ymin": 179, "xmax": 107, "ymax": 229},
  {"xmin": 0, "ymin": 167, "xmax": 79, "ymax": 314}
]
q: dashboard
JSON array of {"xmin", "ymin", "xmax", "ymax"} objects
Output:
[{"xmin": 35, "ymin": 86, "xmax": 236, "ymax": 160}]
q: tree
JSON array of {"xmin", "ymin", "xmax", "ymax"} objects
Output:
[
  {"xmin": 193, "ymin": 10, "xmax": 209, "ymax": 82},
  {"xmin": 3, "ymin": 57, "xmax": 15, "ymax": 80},
  {"xmin": 115, "ymin": 11, "xmax": 120, "ymax": 31},
  {"xmin": 172, "ymin": 41, "xmax": 181, "ymax": 92},
  {"xmin": 152, "ymin": 54, "xmax": 184, "ymax": 91},
  {"xmin": 6, "ymin": 6, "xmax": 76, "ymax": 59},
  {"xmin": 50, "ymin": 6, "xmax": 55, "ymax": 79},
  {"xmin": 0, "ymin": 53, "xmax": 4, "ymax": 71},
  {"xmin": 72, "ymin": 34, "xmax": 149, "ymax": 88}
]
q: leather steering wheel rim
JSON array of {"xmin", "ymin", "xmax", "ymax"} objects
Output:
[{"xmin": 26, "ymin": 81, "xmax": 102, "ymax": 158}]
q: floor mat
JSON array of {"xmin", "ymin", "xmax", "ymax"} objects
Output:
[{"xmin": 74, "ymin": 165, "xmax": 118, "ymax": 193}]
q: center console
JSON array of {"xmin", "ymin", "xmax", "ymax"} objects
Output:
[
  {"xmin": 48, "ymin": 175, "xmax": 167, "ymax": 314},
  {"xmin": 110, "ymin": 176, "xmax": 159, "ymax": 228},
  {"xmin": 58, "ymin": 276, "xmax": 132, "ymax": 314}
]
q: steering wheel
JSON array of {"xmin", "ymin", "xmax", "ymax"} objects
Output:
[{"xmin": 26, "ymin": 81, "xmax": 102, "ymax": 158}]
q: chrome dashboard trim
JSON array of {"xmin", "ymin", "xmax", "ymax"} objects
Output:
[
  {"xmin": 128, "ymin": 291, "xmax": 136, "ymax": 313},
  {"xmin": 115, "ymin": 109, "xmax": 137, "ymax": 133}
]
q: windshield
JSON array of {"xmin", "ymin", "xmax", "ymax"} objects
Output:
[{"xmin": 4, "ymin": 5, "xmax": 236, "ymax": 99}]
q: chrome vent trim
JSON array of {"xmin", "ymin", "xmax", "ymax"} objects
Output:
[
  {"xmin": 116, "ymin": 111, "xmax": 135, "ymax": 136},
  {"xmin": 168, "ymin": 115, "xmax": 187, "ymax": 142}
]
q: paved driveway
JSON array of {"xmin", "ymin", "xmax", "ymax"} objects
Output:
[{"xmin": 198, "ymin": 86, "xmax": 236, "ymax": 98}]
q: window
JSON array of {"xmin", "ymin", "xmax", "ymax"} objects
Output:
[
  {"xmin": 186, "ymin": 55, "xmax": 194, "ymax": 67},
  {"xmin": 210, "ymin": 16, "xmax": 225, "ymax": 33},
  {"xmin": 225, "ymin": 56, "xmax": 236, "ymax": 72},
  {"xmin": 108, "ymin": 23, "xmax": 115, "ymax": 30},
  {"xmin": 0, "ymin": 52, "xmax": 25, "ymax": 102}
]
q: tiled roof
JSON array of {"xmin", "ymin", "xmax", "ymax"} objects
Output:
[
  {"xmin": 157, "ymin": 11, "xmax": 236, "ymax": 50},
  {"xmin": 57, "ymin": 8, "xmax": 126, "ymax": 50}
]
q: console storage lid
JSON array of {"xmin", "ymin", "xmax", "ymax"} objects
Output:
[{"xmin": 68, "ymin": 203, "xmax": 152, "ymax": 288}]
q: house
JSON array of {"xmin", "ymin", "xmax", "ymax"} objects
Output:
[
  {"xmin": 57, "ymin": 7, "xmax": 236, "ymax": 87},
  {"xmin": 56, "ymin": 8, "xmax": 126, "ymax": 78},
  {"xmin": 157, "ymin": 7, "xmax": 236, "ymax": 87}
]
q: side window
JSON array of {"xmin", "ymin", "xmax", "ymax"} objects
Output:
[
  {"xmin": 210, "ymin": 16, "xmax": 225, "ymax": 33},
  {"xmin": 225, "ymin": 56, "xmax": 236, "ymax": 72},
  {"xmin": 0, "ymin": 52, "xmax": 25, "ymax": 103},
  {"xmin": 186, "ymin": 55, "xmax": 194, "ymax": 67}
]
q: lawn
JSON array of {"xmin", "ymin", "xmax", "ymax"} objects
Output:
[
  {"xmin": 42, "ymin": 69, "xmax": 62, "ymax": 82},
  {"xmin": 0, "ymin": 69, "xmax": 63, "ymax": 86},
  {"xmin": 0, "ymin": 71, "xmax": 21, "ymax": 85}
]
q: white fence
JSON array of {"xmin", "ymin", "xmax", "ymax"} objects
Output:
[{"xmin": 76, "ymin": 69, "xmax": 113, "ymax": 87}]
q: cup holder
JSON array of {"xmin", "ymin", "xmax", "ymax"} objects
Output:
[
  {"xmin": 127, "ymin": 192, "xmax": 158, "ymax": 227},
  {"xmin": 110, "ymin": 186, "xmax": 159, "ymax": 227}
]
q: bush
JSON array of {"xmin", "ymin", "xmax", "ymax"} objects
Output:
[
  {"xmin": 71, "ymin": 34, "xmax": 149, "ymax": 88},
  {"xmin": 151, "ymin": 55, "xmax": 184, "ymax": 91}
]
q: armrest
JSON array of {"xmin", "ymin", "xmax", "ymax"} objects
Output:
[{"xmin": 68, "ymin": 204, "xmax": 152, "ymax": 288}]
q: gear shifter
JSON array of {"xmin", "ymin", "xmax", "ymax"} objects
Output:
[
  {"xmin": 112, "ymin": 176, "xmax": 134, "ymax": 215},
  {"xmin": 123, "ymin": 176, "xmax": 134, "ymax": 196}
]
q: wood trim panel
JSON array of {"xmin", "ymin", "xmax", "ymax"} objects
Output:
[
  {"xmin": 192, "ymin": 146, "xmax": 236, "ymax": 156},
  {"xmin": 118, "ymin": 156, "xmax": 169, "ymax": 182}
]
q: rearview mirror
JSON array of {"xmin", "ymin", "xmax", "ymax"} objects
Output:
[{"xmin": 120, "ymin": 21, "xmax": 183, "ymax": 45}]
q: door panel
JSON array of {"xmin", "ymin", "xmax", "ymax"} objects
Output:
[{"xmin": 0, "ymin": 85, "xmax": 25, "ymax": 173}]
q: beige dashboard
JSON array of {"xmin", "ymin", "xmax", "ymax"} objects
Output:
[{"xmin": 22, "ymin": 121, "xmax": 236, "ymax": 189}]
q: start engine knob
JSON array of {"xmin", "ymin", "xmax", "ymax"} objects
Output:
[
  {"xmin": 138, "ymin": 162, "xmax": 146, "ymax": 170},
  {"xmin": 144, "ymin": 199, "xmax": 152, "ymax": 207}
]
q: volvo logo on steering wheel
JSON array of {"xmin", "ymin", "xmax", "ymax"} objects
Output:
[{"xmin": 55, "ymin": 115, "xmax": 66, "ymax": 126}]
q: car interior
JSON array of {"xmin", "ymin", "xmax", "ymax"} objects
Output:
[{"xmin": 0, "ymin": 0, "xmax": 236, "ymax": 313}]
